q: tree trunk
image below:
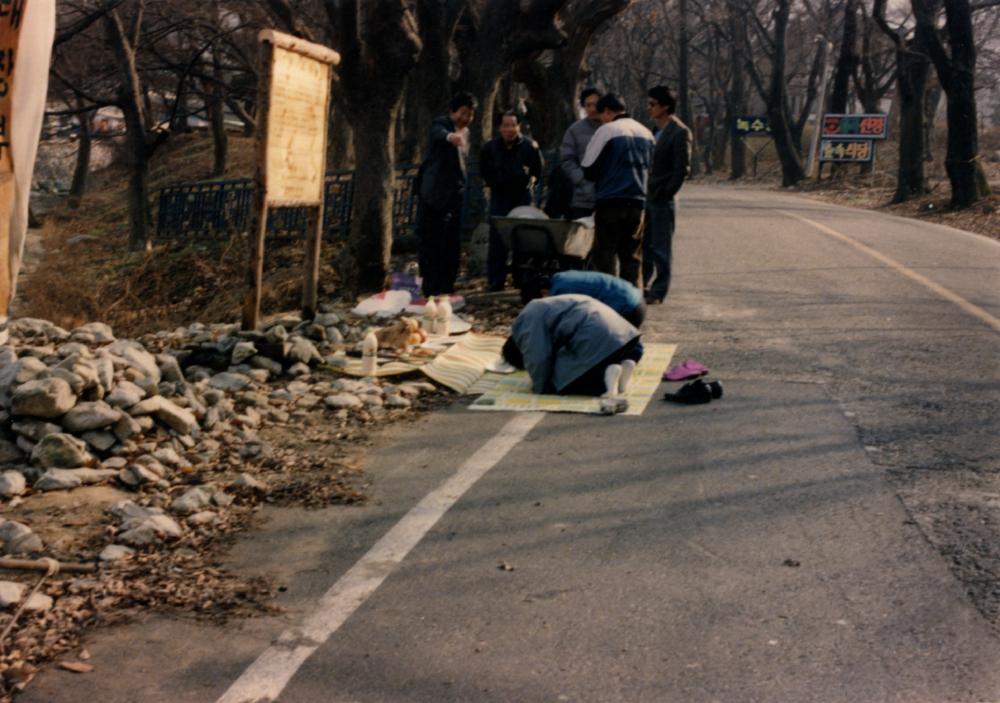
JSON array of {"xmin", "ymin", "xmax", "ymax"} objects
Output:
[
  {"xmin": 209, "ymin": 59, "xmax": 227, "ymax": 177},
  {"xmin": 923, "ymin": 83, "xmax": 942, "ymax": 161},
  {"xmin": 105, "ymin": 8, "xmax": 153, "ymax": 252},
  {"xmin": 913, "ymin": 0, "xmax": 988, "ymax": 208},
  {"xmin": 769, "ymin": 0, "xmax": 805, "ymax": 186},
  {"xmin": 678, "ymin": 0, "xmax": 698, "ymax": 175},
  {"xmin": 894, "ymin": 43, "xmax": 931, "ymax": 201},
  {"xmin": 728, "ymin": 7, "xmax": 747, "ymax": 179},
  {"xmin": 830, "ymin": 0, "xmax": 858, "ymax": 113},
  {"xmin": 68, "ymin": 104, "xmax": 92, "ymax": 209}
]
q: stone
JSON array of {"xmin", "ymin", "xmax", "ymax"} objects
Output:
[
  {"xmin": 99, "ymin": 544, "xmax": 134, "ymax": 562},
  {"xmin": 324, "ymin": 393, "xmax": 363, "ymax": 409},
  {"xmin": 38, "ymin": 367, "xmax": 86, "ymax": 395},
  {"xmin": 287, "ymin": 363, "xmax": 310, "ymax": 378},
  {"xmin": 152, "ymin": 447, "xmax": 183, "ymax": 467},
  {"xmin": 134, "ymin": 455, "xmax": 168, "ymax": 478},
  {"xmin": 34, "ymin": 468, "xmax": 83, "ymax": 491},
  {"xmin": 31, "ymin": 433, "xmax": 92, "ymax": 469},
  {"xmin": 106, "ymin": 380, "xmax": 146, "ymax": 409},
  {"xmin": 0, "ymin": 581, "xmax": 25, "ymax": 607},
  {"xmin": 325, "ymin": 327, "xmax": 345, "ymax": 344},
  {"xmin": 93, "ymin": 354, "xmax": 115, "ymax": 391},
  {"xmin": 212, "ymin": 492, "xmax": 234, "ymax": 508},
  {"xmin": 0, "ymin": 439, "xmax": 23, "ymax": 465},
  {"xmin": 71, "ymin": 322, "xmax": 115, "ymax": 344},
  {"xmin": 113, "ymin": 413, "xmax": 143, "ymax": 442},
  {"xmin": 81, "ymin": 431, "xmax": 117, "ymax": 452},
  {"xmin": 231, "ymin": 473, "xmax": 266, "ymax": 491},
  {"xmin": 129, "ymin": 396, "xmax": 198, "ymax": 434},
  {"xmin": 11, "ymin": 377, "xmax": 76, "ymax": 418},
  {"xmin": 118, "ymin": 514, "xmax": 183, "ymax": 546},
  {"xmin": 11, "ymin": 419, "xmax": 62, "ymax": 443},
  {"xmin": 314, "ymin": 312, "xmax": 340, "ymax": 327},
  {"xmin": 23, "ymin": 593, "xmax": 53, "ymax": 612},
  {"xmin": 249, "ymin": 355, "xmax": 283, "ymax": 377},
  {"xmin": 362, "ymin": 395, "xmax": 384, "ymax": 408},
  {"xmin": 15, "ymin": 436, "xmax": 34, "ymax": 454},
  {"xmin": 107, "ymin": 341, "xmax": 161, "ymax": 384},
  {"xmin": 102, "ymin": 457, "xmax": 128, "ymax": 469},
  {"xmin": 232, "ymin": 342, "xmax": 257, "ymax": 365},
  {"xmin": 0, "ymin": 471, "xmax": 26, "ymax": 497},
  {"xmin": 0, "ymin": 520, "xmax": 43, "ymax": 554},
  {"xmin": 171, "ymin": 487, "xmax": 212, "ymax": 515},
  {"xmin": 186, "ymin": 511, "xmax": 218, "ymax": 527},
  {"xmin": 156, "ymin": 354, "xmax": 185, "ymax": 384},
  {"xmin": 287, "ymin": 337, "xmax": 321, "ymax": 365},
  {"xmin": 62, "ymin": 401, "xmax": 120, "ymax": 433},
  {"xmin": 209, "ymin": 372, "xmax": 252, "ymax": 393},
  {"xmin": 10, "ymin": 318, "xmax": 70, "ymax": 342},
  {"xmin": 385, "ymin": 395, "xmax": 412, "ymax": 409}
]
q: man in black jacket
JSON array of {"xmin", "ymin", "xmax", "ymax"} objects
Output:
[
  {"xmin": 480, "ymin": 110, "xmax": 543, "ymax": 291},
  {"xmin": 416, "ymin": 92, "xmax": 477, "ymax": 296},
  {"xmin": 643, "ymin": 85, "xmax": 692, "ymax": 304}
]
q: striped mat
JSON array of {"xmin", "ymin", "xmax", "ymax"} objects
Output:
[
  {"xmin": 330, "ymin": 334, "xmax": 506, "ymax": 394},
  {"xmin": 469, "ymin": 343, "xmax": 676, "ymax": 416}
]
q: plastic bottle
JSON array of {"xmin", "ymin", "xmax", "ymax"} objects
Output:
[
  {"xmin": 361, "ymin": 331, "xmax": 378, "ymax": 376},
  {"xmin": 424, "ymin": 296, "xmax": 439, "ymax": 335},
  {"xmin": 437, "ymin": 296, "xmax": 452, "ymax": 336}
]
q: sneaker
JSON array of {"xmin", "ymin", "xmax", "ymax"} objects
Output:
[{"xmin": 663, "ymin": 379, "xmax": 713, "ymax": 405}]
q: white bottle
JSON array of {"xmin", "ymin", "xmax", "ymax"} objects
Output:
[
  {"xmin": 361, "ymin": 332, "xmax": 378, "ymax": 376},
  {"xmin": 437, "ymin": 297, "xmax": 452, "ymax": 336},
  {"xmin": 424, "ymin": 296, "xmax": 439, "ymax": 335}
]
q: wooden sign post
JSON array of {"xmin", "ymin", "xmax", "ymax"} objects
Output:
[
  {"xmin": 242, "ymin": 30, "xmax": 340, "ymax": 330},
  {"xmin": 0, "ymin": 1, "xmax": 25, "ymax": 319}
]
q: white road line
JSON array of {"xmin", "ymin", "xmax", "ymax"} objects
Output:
[
  {"xmin": 780, "ymin": 210, "xmax": 1000, "ymax": 335},
  {"xmin": 216, "ymin": 412, "xmax": 545, "ymax": 703}
]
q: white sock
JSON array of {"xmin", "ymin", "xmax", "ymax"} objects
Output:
[
  {"xmin": 619, "ymin": 359, "xmax": 636, "ymax": 395},
  {"xmin": 603, "ymin": 364, "xmax": 622, "ymax": 397}
]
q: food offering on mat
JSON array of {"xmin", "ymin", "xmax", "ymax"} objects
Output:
[{"xmin": 374, "ymin": 317, "xmax": 430, "ymax": 353}]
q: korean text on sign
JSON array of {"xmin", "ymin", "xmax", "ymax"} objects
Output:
[{"xmin": 819, "ymin": 139, "xmax": 874, "ymax": 163}]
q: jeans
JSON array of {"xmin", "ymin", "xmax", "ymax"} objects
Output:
[
  {"xmin": 417, "ymin": 195, "xmax": 463, "ymax": 296},
  {"xmin": 643, "ymin": 200, "xmax": 676, "ymax": 300},
  {"xmin": 592, "ymin": 201, "xmax": 645, "ymax": 287}
]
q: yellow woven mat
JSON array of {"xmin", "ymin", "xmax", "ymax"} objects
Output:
[{"xmin": 469, "ymin": 343, "xmax": 676, "ymax": 416}]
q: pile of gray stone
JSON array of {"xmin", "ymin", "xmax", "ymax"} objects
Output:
[{"xmin": 0, "ymin": 312, "xmax": 438, "ymax": 563}]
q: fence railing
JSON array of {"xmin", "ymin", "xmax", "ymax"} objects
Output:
[{"xmin": 156, "ymin": 150, "xmax": 558, "ymax": 242}]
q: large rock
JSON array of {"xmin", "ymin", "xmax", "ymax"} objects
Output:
[
  {"xmin": 62, "ymin": 401, "xmax": 120, "ymax": 433},
  {"xmin": 34, "ymin": 468, "xmax": 83, "ymax": 491},
  {"xmin": 208, "ymin": 372, "xmax": 252, "ymax": 393},
  {"xmin": 12, "ymin": 377, "xmax": 76, "ymax": 418},
  {"xmin": 0, "ymin": 439, "xmax": 23, "ymax": 465},
  {"xmin": 171, "ymin": 487, "xmax": 212, "ymax": 515},
  {"xmin": 9, "ymin": 318, "xmax": 70, "ymax": 342},
  {"xmin": 38, "ymin": 367, "xmax": 86, "ymax": 395},
  {"xmin": 0, "ymin": 580, "xmax": 25, "ymax": 607},
  {"xmin": 99, "ymin": 544, "xmax": 134, "ymax": 562},
  {"xmin": 113, "ymin": 413, "xmax": 143, "ymax": 442},
  {"xmin": 31, "ymin": 433, "xmax": 92, "ymax": 469},
  {"xmin": 129, "ymin": 396, "xmax": 198, "ymax": 434},
  {"xmin": 288, "ymin": 337, "xmax": 322, "ymax": 365},
  {"xmin": 0, "ymin": 471, "xmax": 26, "ymax": 497},
  {"xmin": 107, "ymin": 340, "xmax": 161, "ymax": 384},
  {"xmin": 117, "ymin": 513, "xmax": 183, "ymax": 546},
  {"xmin": 11, "ymin": 419, "xmax": 62, "ymax": 442},
  {"xmin": 0, "ymin": 520, "xmax": 43, "ymax": 554},
  {"xmin": 71, "ymin": 322, "xmax": 115, "ymax": 344},
  {"xmin": 106, "ymin": 380, "xmax": 146, "ymax": 409}
]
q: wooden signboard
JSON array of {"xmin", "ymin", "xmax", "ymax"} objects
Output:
[
  {"xmin": 0, "ymin": 0, "xmax": 24, "ymax": 319},
  {"xmin": 243, "ymin": 30, "xmax": 340, "ymax": 330}
]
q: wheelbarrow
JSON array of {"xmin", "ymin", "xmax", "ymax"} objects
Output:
[{"xmin": 491, "ymin": 209, "xmax": 594, "ymax": 289}]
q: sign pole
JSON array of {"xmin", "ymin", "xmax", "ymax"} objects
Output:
[
  {"xmin": 806, "ymin": 39, "xmax": 833, "ymax": 180},
  {"xmin": 0, "ymin": 8, "xmax": 24, "ymax": 320}
]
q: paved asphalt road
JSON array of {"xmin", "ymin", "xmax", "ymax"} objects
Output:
[{"xmin": 23, "ymin": 185, "xmax": 1000, "ymax": 702}]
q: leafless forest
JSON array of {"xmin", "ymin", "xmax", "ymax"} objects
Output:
[{"xmin": 51, "ymin": 0, "xmax": 999, "ymax": 290}]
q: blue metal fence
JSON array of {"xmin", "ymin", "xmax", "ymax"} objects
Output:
[{"xmin": 155, "ymin": 152, "xmax": 554, "ymax": 242}]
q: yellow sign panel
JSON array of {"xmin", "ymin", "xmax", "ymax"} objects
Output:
[{"xmin": 265, "ymin": 45, "xmax": 332, "ymax": 205}]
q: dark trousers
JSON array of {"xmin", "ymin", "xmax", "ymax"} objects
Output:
[
  {"xmin": 643, "ymin": 200, "xmax": 676, "ymax": 301},
  {"xmin": 569, "ymin": 206, "xmax": 594, "ymax": 219},
  {"xmin": 488, "ymin": 192, "xmax": 531, "ymax": 290},
  {"xmin": 592, "ymin": 200, "xmax": 645, "ymax": 288},
  {"xmin": 561, "ymin": 337, "xmax": 645, "ymax": 396},
  {"xmin": 417, "ymin": 196, "xmax": 462, "ymax": 296}
]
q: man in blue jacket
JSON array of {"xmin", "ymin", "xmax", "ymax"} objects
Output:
[
  {"xmin": 416, "ymin": 92, "xmax": 477, "ymax": 296},
  {"xmin": 581, "ymin": 93, "xmax": 655, "ymax": 288},
  {"xmin": 480, "ymin": 111, "xmax": 544, "ymax": 291},
  {"xmin": 520, "ymin": 270, "xmax": 646, "ymax": 327}
]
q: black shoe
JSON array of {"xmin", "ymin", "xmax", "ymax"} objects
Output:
[
  {"xmin": 706, "ymin": 380, "xmax": 723, "ymax": 399},
  {"xmin": 663, "ymin": 379, "xmax": 713, "ymax": 404},
  {"xmin": 644, "ymin": 294, "xmax": 664, "ymax": 305}
]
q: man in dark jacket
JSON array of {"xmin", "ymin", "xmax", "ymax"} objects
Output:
[
  {"xmin": 480, "ymin": 111, "xmax": 543, "ymax": 291},
  {"xmin": 643, "ymin": 85, "xmax": 692, "ymax": 304},
  {"xmin": 581, "ymin": 93, "xmax": 655, "ymax": 288},
  {"xmin": 416, "ymin": 92, "xmax": 477, "ymax": 296}
]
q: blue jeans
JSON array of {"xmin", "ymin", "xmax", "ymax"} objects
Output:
[{"xmin": 643, "ymin": 201, "xmax": 676, "ymax": 300}]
